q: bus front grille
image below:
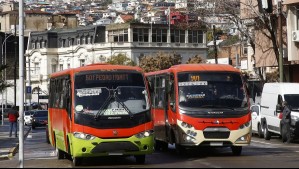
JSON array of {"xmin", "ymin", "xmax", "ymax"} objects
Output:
[
  {"xmin": 91, "ymin": 142, "xmax": 139, "ymax": 153},
  {"xmin": 203, "ymin": 131, "xmax": 230, "ymax": 139}
]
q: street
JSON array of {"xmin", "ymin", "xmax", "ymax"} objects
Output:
[{"xmin": 1, "ymin": 127, "xmax": 299, "ymax": 168}]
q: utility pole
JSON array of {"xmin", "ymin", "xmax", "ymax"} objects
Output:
[
  {"xmin": 19, "ymin": 0, "xmax": 25, "ymax": 167},
  {"xmin": 14, "ymin": 17, "xmax": 17, "ymax": 106},
  {"xmin": 278, "ymin": 1, "xmax": 284, "ymax": 82},
  {"xmin": 213, "ymin": 25, "xmax": 218, "ymax": 64}
]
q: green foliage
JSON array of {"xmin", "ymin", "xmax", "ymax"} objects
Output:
[
  {"xmin": 139, "ymin": 52, "xmax": 181, "ymax": 72},
  {"xmin": 0, "ymin": 65, "xmax": 13, "ymax": 93},
  {"xmin": 106, "ymin": 53, "xmax": 136, "ymax": 66}
]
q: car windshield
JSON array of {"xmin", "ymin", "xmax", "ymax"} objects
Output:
[
  {"xmin": 178, "ymin": 72, "xmax": 248, "ymax": 109},
  {"xmin": 34, "ymin": 111, "xmax": 48, "ymax": 117},
  {"xmin": 24, "ymin": 111, "xmax": 33, "ymax": 116},
  {"xmin": 284, "ymin": 94, "xmax": 299, "ymax": 110}
]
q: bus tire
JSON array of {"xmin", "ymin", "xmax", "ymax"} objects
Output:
[
  {"xmin": 56, "ymin": 147, "xmax": 64, "ymax": 160},
  {"xmin": 135, "ymin": 155, "xmax": 145, "ymax": 164},
  {"xmin": 72, "ymin": 157, "xmax": 82, "ymax": 166},
  {"xmin": 231, "ymin": 146, "xmax": 242, "ymax": 156},
  {"xmin": 175, "ymin": 143, "xmax": 186, "ymax": 156}
]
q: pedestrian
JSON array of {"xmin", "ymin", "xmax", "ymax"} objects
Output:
[
  {"xmin": 8, "ymin": 106, "xmax": 19, "ymax": 138},
  {"xmin": 282, "ymin": 101, "xmax": 292, "ymax": 143}
]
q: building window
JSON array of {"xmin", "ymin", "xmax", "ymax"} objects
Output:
[
  {"xmin": 152, "ymin": 29, "xmax": 167, "ymax": 43},
  {"xmin": 32, "ymin": 43, "xmax": 35, "ymax": 49},
  {"xmin": 87, "ymin": 37, "xmax": 91, "ymax": 44},
  {"xmin": 79, "ymin": 59, "xmax": 85, "ymax": 67},
  {"xmin": 33, "ymin": 62, "xmax": 40, "ymax": 75},
  {"xmin": 133, "ymin": 28, "xmax": 149, "ymax": 42},
  {"xmin": 108, "ymin": 29, "xmax": 128, "ymax": 43},
  {"xmin": 67, "ymin": 63, "xmax": 70, "ymax": 69},
  {"xmin": 82, "ymin": 37, "xmax": 86, "ymax": 44},
  {"xmin": 36, "ymin": 42, "xmax": 40, "ymax": 49},
  {"xmin": 243, "ymin": 46, "xmax": 248, "ymax": 55},
  {"xmin": 52, "ymin": 64, "xmax": 57, "ymax": 73},
  {"xmin": 77, "ymin": 38, "xmax": 81, "ymax": 45},
  {"xmin": 171, "ymin": 29, "xmax": 185, "ymax": 43},
  {"xmin": 59, "ymin": 64, "xmax": 63, "ymax": 71},
  {"xmin": 41, "ymin": 41, "xmax": 45, "ymax": 48},
  {"xmin": 188, "ymin": 30, "xmax": 203, "ymax": 43}
]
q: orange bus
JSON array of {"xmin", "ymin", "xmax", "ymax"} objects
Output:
[
  {"xmin": 48, "ymin": 64, "xmax": 154, "ymax": 166},
  {"xmin": 145, "ymin": 64, "xmax": 251, "ymax": 155}
]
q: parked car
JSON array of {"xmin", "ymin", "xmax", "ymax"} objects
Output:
[
  {"xmin": 251, "ymin": 104, "xmax": 264, "ymax": 138},
  {"xmin": 260, "ymin": 83, "xmax": 299, "ymax": 141},
  {"xmin": 31, "ymin": 110, "xmax": 48, "ymax": 129},
  {"xmin": 24, "ymin": 111, "xmax": 34, "ymax": 126}
]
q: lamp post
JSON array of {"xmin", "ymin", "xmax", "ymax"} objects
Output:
[{"xmin": 1, "ymin": 33, "xmax": 14, "ymax": 126}]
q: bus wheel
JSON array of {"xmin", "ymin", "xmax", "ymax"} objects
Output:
[
  {"xmin": 135, "ymin": 155, "xmax": 145, "ymax": 164},
  {"xmin": 175, "ymin": 144, "xmax": 186, "ymax": 156},
  {"xmin": 56, "ymin": 147, "xmax": 64, "ymax": 160},
  {"xmin": 72, "ymin": 157, "xmax": 82, "ymax": 166},
  {"xmin": 231, "ymin": 146, "xmax": 242, "ymax": 156}
]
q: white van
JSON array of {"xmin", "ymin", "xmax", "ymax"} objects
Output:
[{"xmin": 260, "ymin": 83, "xmax": 299, "ymax": 141}]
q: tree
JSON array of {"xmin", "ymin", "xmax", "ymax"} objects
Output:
[
  {"xmin": 139, "ymin": 52, "xmax": 181, "ymax": 72},
  {"xmin": 106, "ymin": 53, "xmax": 136, "ymax": 66},
  {"xmin": 0, "ymin": 65, "xmax": 12, "ymax": 93},
  {"xmin": 186, "ymin": 55, "xmax": 206, "ymax": 64},
  {"xmin": 189, "ymin": 0, "xmax": 284, "ymax": 83}
]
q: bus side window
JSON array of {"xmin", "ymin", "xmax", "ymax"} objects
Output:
[{"xmin": 65, "ymin": 78, "xmax": 72, "ymax": 120}]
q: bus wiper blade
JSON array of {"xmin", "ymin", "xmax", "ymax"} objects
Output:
[
  {"xmin": 114, "ymin": 95, "xmax": 134, "ymax": 118},
  {"xmin": 94, "ymin": 94, "xmax": 113, "ymax": 120}
]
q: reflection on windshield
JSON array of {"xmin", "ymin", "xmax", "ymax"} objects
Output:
[
  {"xmin": 75, "ymin": 86, "xmax": 149, "ymax": 116},
  {"xmin": 178, "ymin": 72, "xmax": 248, "ymax": 109}
]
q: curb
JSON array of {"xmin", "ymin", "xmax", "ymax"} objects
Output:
[{"xmin": 0, "ymin": 126, "xmax": 31, "ymax": 160}]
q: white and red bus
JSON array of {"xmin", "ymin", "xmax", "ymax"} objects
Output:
[
  {"xmin": 48, "ymin": 64, "xmax": 154, "ymax": 166},
  {"xmin": 145, "ymin": 64, "xmax": 251, "ymax": 155}
]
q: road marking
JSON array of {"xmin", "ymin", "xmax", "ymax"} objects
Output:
[{"xmin": 27, "ymin": 135, "xmax": 32, "ymax": 138}]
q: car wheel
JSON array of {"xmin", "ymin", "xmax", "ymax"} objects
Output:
[
  {"xmin": 258, "ymin": 124, "xmax": 264, "ymax": 138},
  {"xmin": 264, "ymin": 124, "xmax": 271, "ymax": 140}
]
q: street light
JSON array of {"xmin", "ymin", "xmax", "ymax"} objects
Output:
[{"xmin": 1, "ymin": 33, "xmax": 14, "ymax": 126}]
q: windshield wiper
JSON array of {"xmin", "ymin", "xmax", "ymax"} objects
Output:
[
  {"xmin": 114, "ymin": 95, "xmax": 134, "ymax": 118},
  {"xmin": 94, "ymin": 93, "xmax": 113, "ymax": 120},
  {"xmin": 94, "ymin": 89, "xmax": 134, "ymax": 120}
]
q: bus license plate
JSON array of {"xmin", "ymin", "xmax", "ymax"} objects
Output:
[
  {"xmin": 210, "ymin": 142, "xmax": 223, "ymax": 146},
  {"xmin": 108, "ymin": 152, "xmax": 123, "ymax": 156}
]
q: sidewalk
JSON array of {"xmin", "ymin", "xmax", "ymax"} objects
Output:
[{"xmin": 0, "ymin": 118, "xmax": 31, "ymax": 161}]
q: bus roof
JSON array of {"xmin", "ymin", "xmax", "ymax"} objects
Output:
[
  {"xmin": 50, "ymin": 63, "xmax": 144, "ymax": 78},
  {"xmin": 145, "ymin": 64, "xmax": 240, "ymax": 76}
]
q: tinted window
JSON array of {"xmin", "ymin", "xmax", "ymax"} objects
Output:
[{"xmin": 34, "ymin": 111, "xmax": 48, "ymax": 117}]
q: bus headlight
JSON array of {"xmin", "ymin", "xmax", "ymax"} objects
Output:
[
  {"xmin": 239, "ymin": 121, "xmax": 251, "ymax": 130},
  {"xmin": 135, "ymin": 130, "xmax": 154, "ymax": 138},
  {"xmin": 73, "ymin": 132, "xmax": 95, "ymax": 140},
  {"xmin": 181, "ymin": 122, "xmax": 194, "ymax": 129}
]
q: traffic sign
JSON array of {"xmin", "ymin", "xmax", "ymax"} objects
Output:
[{"xmin": 26, "ymin": 86, "xmax": 32, "ymax": 94}]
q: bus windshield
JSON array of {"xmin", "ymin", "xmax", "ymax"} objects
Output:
[
  {"xmin": 178, "ymin": 72, "xmax": 248, "ymax": 109},
  {"xmin": 74, "ymin": 71, "xmax": 150, "ymax": 117}
]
